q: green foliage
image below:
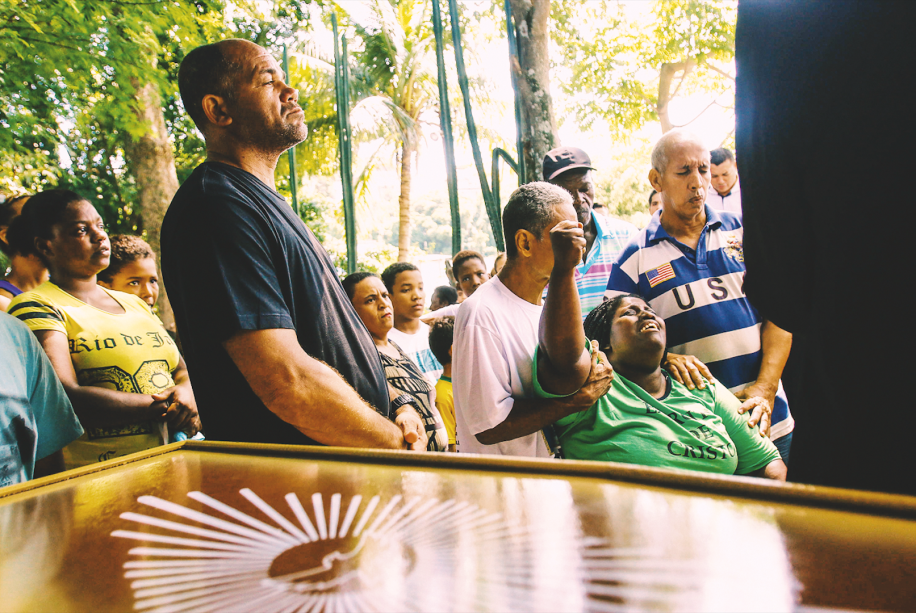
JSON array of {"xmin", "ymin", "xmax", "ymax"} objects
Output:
[
  {"xmin": 1, "ymin": 0, "xmax": 733, "ymax": 269},
  {"xmin": 594, "ymin": 139, "xmax": 654, "ymax": 228},
  {"xmin": 0, "ymin": 0, "xmax": 225, "ymax": 158},
  {"xmin": 650, "ymin": 0, "xmax": 735, "ymax": 65},
  {"xmin": 552, "ymin": 0, "xmax": 736, "ymax": 136},
  {"xmin": 409, "ymin": 193, "xmax": 453, "ymax": 254},
  {"xmin": 356, "ymin": 188, "xmax": 495, "ymax": 257},
  {"xmin": 0, "ymin": 1, "xmax": 326, "ymax": 235},
  {"xmin": 342, "ymin": 0, "xmax": 440, "ymax": 167},
  {"xmin": 330, "ymin": 244, "xmax": 397, "ymax": 279},
  {"xmin": 230, "ymin": 1, "xmax": 319, "ymax": 47},
  {"xmin": 287, "ymin": 54, "xmax": 340, "ymax": 178},
  {"xmin": 257, "ymin": 1, "xmax": 447, "ymax": 240},
  {"xmin": 0, "ymin": 0, "xmax": 228, "ymax": 233},
  {"xmin": 409, "ymin": 192, "xmax": 495, "ymax": 256}
]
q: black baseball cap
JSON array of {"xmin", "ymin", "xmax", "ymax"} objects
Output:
[{"xmin": 542, "ymin": 146, "xmax": 596, "ymax": 182}]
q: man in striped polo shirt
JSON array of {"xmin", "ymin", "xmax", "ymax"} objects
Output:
[
  {"xmin": 604, "ymin": 130, "xmax": 794, "ymax": 462},
  {"xmin": 544, "ymin": 147, "xmax": 637, "ymax": 319}
]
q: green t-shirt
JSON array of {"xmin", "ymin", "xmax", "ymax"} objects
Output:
[{"xmin": 534, "ymin": 353, "xmax": 780, "ymax": 475}]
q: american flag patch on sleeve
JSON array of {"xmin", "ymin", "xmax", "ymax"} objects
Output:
[{"xmin": 646, "ymin": 263, "xmax": 676, "ymax": 287}]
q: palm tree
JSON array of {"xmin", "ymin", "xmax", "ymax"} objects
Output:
[{"xmin": 342, "ymin": 0, "xmax": 439, "ymax": 262}]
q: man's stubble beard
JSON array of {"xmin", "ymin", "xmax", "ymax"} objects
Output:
[{"xmin": 243, "ymin": 119, "xmax": 308, "ymax": 158}]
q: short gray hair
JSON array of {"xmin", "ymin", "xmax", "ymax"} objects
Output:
[
  {"xmin": 502, "ymin": 182, "xmax": 572, "ymax": 258},
  {"xmin": 651, "ymin": 129, "xmax": 707, "ymax": 174}
]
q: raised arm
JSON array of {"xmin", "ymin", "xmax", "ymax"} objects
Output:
[
  {"xmin": 223, "ymin": 328, "xmax": 413, "ymax": 449},
  {"xmin": 536, "ymin": 220, "xmax": 591, "ymax": 396}
]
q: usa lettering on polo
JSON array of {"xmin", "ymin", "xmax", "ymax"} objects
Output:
[{"xmin": 604, "ymin": 206, "xmax": 794, "ymax": 441}]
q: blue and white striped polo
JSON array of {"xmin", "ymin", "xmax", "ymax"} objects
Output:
[
  {"xmin": 575, "ymin": 212, "xmax": 639, "ymax": 319},
  {"xmin": 604, "ymin": 206, "xmax": 794, "ymax": 440}
]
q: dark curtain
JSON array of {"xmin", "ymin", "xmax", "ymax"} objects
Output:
[{"xmin": 738, "ymin": 0, "xmax": 916, "ymax": 495}]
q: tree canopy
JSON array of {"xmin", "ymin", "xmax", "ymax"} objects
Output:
[
  {"xmin": 553, "ymin": 0, "xmax": 735, "ymax": 136},
  {"xmin": 1, "ymin": 0, "xmax": 739, "ymax": 279},
  {"xmin": 0, "ymin": 0, "xmax": 224, "ymax": 222}
]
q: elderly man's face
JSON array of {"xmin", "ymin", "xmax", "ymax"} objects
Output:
[
  {"xmin": 551, "ymin": 169, "xmax": 595, "ymax": 227},
  {"xmin": 651, "ymin": 140, "xmax": 710, "ymax": 220},
  {"xmin": 222, "ymin": 40, "xmax": 307, "ymax": 152},
  {"xmin": 710, "ymin": 158, "xmax": 738, "ymax": 196}
]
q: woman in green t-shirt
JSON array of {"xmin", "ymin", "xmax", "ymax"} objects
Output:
[{"xmin": 538, "ymin": 290, "xmax": 786, "ymax": 479}]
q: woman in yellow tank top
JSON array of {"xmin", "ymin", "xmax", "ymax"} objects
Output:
[{"xmin": 8, "ymin": 190, "xmax": 200, "ymax": 469}]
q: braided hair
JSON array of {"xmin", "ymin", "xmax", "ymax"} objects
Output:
[{"xmin": 583, "ymin": 293, "xmax": 645, "ymax": 354}]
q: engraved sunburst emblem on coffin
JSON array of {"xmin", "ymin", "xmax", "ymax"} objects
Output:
[{"xmin": 113, "ymin": 489, "xmax": 701, "ymax": 612}]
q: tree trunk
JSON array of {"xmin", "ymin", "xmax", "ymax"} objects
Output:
[
  {"xmin": 397, "ymin": 138, "xmax": 415, "ymax": 262},
  {"xmin": 122, "ymin": 80, "xmax": 180, "ymax": 333},
  {"xmin": 657, "ymin": 60, "xmax": 695, "ymax": 133},
  {"xmin": 508, "ymin": 0, "xmax": 558, "ymax": 181}
]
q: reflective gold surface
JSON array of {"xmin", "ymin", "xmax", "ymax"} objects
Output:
[{"xmin": 1, "ymin": 442, "xmax": 914, "ymax": 612}]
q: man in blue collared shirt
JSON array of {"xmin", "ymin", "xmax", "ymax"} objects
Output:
[
  {"xmin": 543, "ymin": 147, "xmax": 637, "ymax": 319},
  {"xmin": 604, "ymin": 130, "xmax": 794, "ymax": 462}
]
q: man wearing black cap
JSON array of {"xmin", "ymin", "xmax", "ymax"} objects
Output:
[{"xmin": 543, "ymin": 147, "xmax": 638, "ymax": 318}]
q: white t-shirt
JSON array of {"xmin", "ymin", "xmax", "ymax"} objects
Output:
[
  {"xmin": 430, "ymin": 302, "xmax": 460, "ymax": 318},
  {"xmin": 421, "ymin": 302, "xmax": 461, "ymax": 325},
  {"xmin": 706, "ymin": 179, "xmax": 742, "ymax": 214},
  {"xmin": 453, "ymin": 277, "xmax": 551, "ymax": 458},
  {"xmin": 387, "ymin": 322, "xmax": 443, "ymax": 383}
]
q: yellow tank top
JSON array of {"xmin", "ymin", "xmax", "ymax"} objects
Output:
[{"xmin": 9, "ymin": 282, "xmax": 180, "ymax": 468}]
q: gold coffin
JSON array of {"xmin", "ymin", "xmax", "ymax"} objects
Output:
[{"xmin": 2, "ymin": 441, "xmax": 914, "ymax": 612}]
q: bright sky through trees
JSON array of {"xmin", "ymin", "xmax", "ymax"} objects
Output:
[
  {"xmin": 398, "ymin": 0, "xmax": 736, "ymax": 227},
  {"xmin": 2, "ymin": 0, "xmax": 738, "ymax": 284}
]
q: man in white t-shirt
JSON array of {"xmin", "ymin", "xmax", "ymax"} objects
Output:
[
  {"xmin": 454, "ymin": 182, "xmax": 613, "ymax": 457},
  {"xmin": 706, "ymin": 147, "xmax": 742, "ymax": 214},
  {"xmin": 382, "ymin": 262, "xmax": 443, "ymax": 382}
]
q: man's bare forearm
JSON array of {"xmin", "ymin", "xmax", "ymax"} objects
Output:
[
  {"xmin": 224, "ymin": 329, "xmax": 404, "ymax": 449},
  {"xmin": 65, "ymin": 385, "xmax": 167, "ymax": 427},
  {"xmin": 476, "ymin": 340, "xmax": 613, "ymax": 447},
  {"xmin": 475, "ymin": 395, "xmax": 585, "ymax": 446},
  {"xmin": 33, "ymin": 450, "xmax": 65, "ymax": 479},
  {"xmin": 537, "ymin": 274, "xmax": 589, "ymax": 395},
  {"xmin": 757, "ymin": 320, "xmax": 792, "ymax": 389}
]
